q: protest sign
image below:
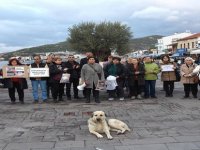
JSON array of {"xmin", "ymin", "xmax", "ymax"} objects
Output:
[
  {"xmin": 29, "ymin": 68, "xmax": 49, "ymax": 77},
  {"xmin": 3, "ymin": 65, "xmax": 29, "ymax": 78}
]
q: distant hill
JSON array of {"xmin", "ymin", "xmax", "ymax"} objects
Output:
[
  {"xmin": 129, "ymin": 35, "xmax": 163, "ymax": 50},
  {"xmin": 2, "ymin": 35, "xmax": 162, "ymax": 60}
]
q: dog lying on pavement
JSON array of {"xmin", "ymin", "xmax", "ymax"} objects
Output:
[{"xmin": 88, "ymin": 111, "xmax": 130, "ymax": 139}]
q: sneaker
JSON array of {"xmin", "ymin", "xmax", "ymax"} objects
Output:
[
  {"xmin": 137, "ymin": 95, "xmax": 142, "ymax": 99},
  {"xmin": 108, "ymin": 98, "xmax": 114, "ymax": 101},
  {"xmin": 119, "ymin": 97, "xmax": 125, "ymax": 101},
  {"xmin": 131, "ymin": 96, "xmax": 136, "ymax": 100}
]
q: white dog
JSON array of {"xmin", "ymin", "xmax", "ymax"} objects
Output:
[{"xmin": 88, "ymin": 111, "xmax": 130, "ymax": 139}]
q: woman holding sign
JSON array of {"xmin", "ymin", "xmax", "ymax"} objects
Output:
[
  {"xmin": 160, "ymin": 55, "xmax": 177, "ymax": 97},
  {"xmin": 3, "ymin": 57, "xmax": 28, "ymax": 104}
]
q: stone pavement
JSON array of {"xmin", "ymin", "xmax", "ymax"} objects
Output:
[{"xmin": 1, "ymin": 80, "xmax": 200, "ymax": 150}]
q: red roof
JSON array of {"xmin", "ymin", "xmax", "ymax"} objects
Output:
[{"xmin": 178, "ymin": 33, "xmax": 200, "ymax": 41}]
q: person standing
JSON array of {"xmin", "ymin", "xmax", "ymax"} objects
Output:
[
  {"xmin": 160, "ymin": 55, "xmax": 177, "ymax": 97},
  {"xmin": 80, "ymin": 52, "xmax": 99, "ymax": 98},
  {"xmin": 30, "ymin": 55, "xmax": 47, "ymax": 103},
  {"xmin": 4, "ymin": 58, "xmax": 28, "ymax": 104},
  {"xmin": 104, "ymin": 56, "xmax": 126, "ymax": 101},
  {"xmin": 126, "ymin": 57, "xmax": 145, "ymax": 99},
  {"xmin": 49, "ymin": 57, "xmax": 65, "ymax": 102},
  {"xmin": 62, "ymin": 54, "xmax": 80, "ymax": 100},
  {"xmin": 180, "ymin": 57, "xmax": 198, "ymax": 98},
  {"xmin": 144, "ymin": 56, "xmax": 160, "ymax": 99},
  {"xmin": 81, "ymin": 56, "xmax": 104, "ymax": 103}
]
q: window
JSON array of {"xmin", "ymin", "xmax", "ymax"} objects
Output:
[
  {"xmin": 180, "ymin": 44, "xmax": 182, "ymax": 49},
  {"xmin": 192, "ymin": 42, "xmax": 194, "ymax": 48},
  {"xmin": 188, "ymin": 43, "xmax": 190, "ymax": 49},
  {"xmin": 184, "ymin": 43, "xmax": 185, "ymax": 48}
]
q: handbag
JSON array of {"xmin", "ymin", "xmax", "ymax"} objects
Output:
[{"xmin": 193, "ymin": 75, "xmax": 199, "ymax": 83}]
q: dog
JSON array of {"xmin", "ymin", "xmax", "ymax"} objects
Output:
[{"xmin": 88, "ymin": 111, "xmax": 130, "ymax": 139}]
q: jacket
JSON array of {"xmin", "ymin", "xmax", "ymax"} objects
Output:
[
  {"xmin": 144, "ymin": 62, "xmax": 160, "ymax": 80},
  {"xmin": 62, "ymin": 61, "xmax": 80, "ymax": 80},
  {"xmin": 126, "ymin": 62, "xmax": 145, "ymax": 86},
  {"xmin": 81, "ymin": 63, "xmax": 104, "ymax": 89},
  {"xmin": 180, "ymin": 63, "xmax": 198, "ymax": 84},
  {"xmin": 4, "ymin": 78, "xmax": 28, "ymax": 89},
  {"xmin": 160, "ymin": 62, "xmax": 176, "ymax": 81}
]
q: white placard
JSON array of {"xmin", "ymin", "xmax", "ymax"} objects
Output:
[
  {"xmin": 161, "ymin": 65, "xmax": 174, "ymax": 72},
  {"xmin": 29, "ymin": 68, "xmax": 49, "ymax": 77}
]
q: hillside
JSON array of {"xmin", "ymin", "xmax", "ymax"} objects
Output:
[
  {"xmin": 2, "ymin": 35, "xmax": 162, "ymax": 59},
  {"xmin": 129, "ymin": 35, "xmax": 163, "ymax": 50}
]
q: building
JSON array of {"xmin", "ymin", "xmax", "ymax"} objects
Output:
[
  {"xmin": 177, "ymin": 33, "xmax": 200, "ymax": 53},
  {"xmin": 156, "ymin": 31, "xmax": 192, "ymax": 54}
]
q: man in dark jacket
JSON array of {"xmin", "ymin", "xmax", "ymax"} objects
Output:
[
  {"xmin": 62, "ymin": 55, "xmax": 81, "ymax": 100},
  {"xmin": 30, "ymin": 55, "xmax": 47, "ymax": 103}
]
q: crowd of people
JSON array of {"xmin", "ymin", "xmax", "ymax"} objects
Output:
[{"xmin": 2, "ymin": 52, "xmax": 200, "ymax": 104}]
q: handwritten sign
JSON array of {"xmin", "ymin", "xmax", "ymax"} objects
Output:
[
  {"xmin": 3, "ymin": 65, "xmax": 29, "ymax": 78},
  {"xmin": 29, "ymin": 68, "xmax": 49, "ymax": 77},
  {"xmin": 161, "ymin": 65, "xmax": 174, "ymax": 72}
]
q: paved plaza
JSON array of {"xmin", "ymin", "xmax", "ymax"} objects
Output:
[{"xmin": 1, "ymin": 80, "xmax": 200, "ymax": 150}]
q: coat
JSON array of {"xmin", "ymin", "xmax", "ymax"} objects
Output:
[
  {"xmin": 62, "ymin": 61, "xmax": 80, "ymax": 80},
  {"xmin": 49, "ymin": 63, "xmax": 63, "ymax": 83},
  {"xmin": 81, "ymin": 63, "xmax": 104, "ymax": 89},
  {"xmin": 126, "ymin": 62, "xmax": 145, "ymax": 86},
  {"xmin": 180, "ymin": 63, "xmax": 198, "ymax": 84},
  {"xmin": 144, "ymin": 62, "xmax": 160, "ymax": 80},
  {"xmin": 160, "ymin": 62, "xmax": 176, "ymax": 81}
]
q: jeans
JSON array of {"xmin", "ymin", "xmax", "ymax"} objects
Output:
[
  {"xmin": 144, "ymin": 80, "xmax": 156, "ymax": 97},
  {"xmin": 31, "ymin": 80, "xmax": 47, "ymax": 101}
]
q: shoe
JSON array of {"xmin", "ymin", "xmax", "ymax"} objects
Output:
[
  {"xmin": 20, "ymin": 101, "xmax": 24, "ymax": 104},
  {"xmin": 85, "ymin": 100, "xmax": 90, "ymax": 103},
  {"xmin": 119, "ymin": 97, "xmax": 125, "ymax": 101},
  {"xmin": 67, "ymin": 97, "xmax": 71, "ymax": 100},
  {"xmin": 137, "ymin": 95, "xmax": 142, "ymax": 99},
  {"xmin": 53, "ymin": 99, "xmax": 58, "ymax": 103},
  {"xmin": 11, "ymin": 101, "xmax": 16, "ymax": 104},
  {"xmin": 182, "ymin": 96, "xmax": 189, "ymax": 99},
  {"xmin": 95, "ymin": 100, "xmax": 101, "ymax": 103},
  {"xmin": 193, "ymin": 96, "xmax": 197, "ymax": 98},
  {"xmin": 33, "ymin": 100, "xmax": 38, "ymax": 104},
  {"xmin": 151, "ymin": 96, "xmax": 157, "ymax": 99},
  {"xmin": 59, "ymin": 98, "xmax": 64, "ymax": 101},
  {"xmin": 74, "ymin": 96, "xmax": 80, "ymax": 99},
  {"xmin": 108, "ymin": 98, "xmax": 114, "ymax": 101},
  {"xmin": 42, "ymin": 99, "xmax": 48, "ymax": 103},
  {"xmin": 131, "ymin": 96, "xmax": 136, "ymax": 100}
]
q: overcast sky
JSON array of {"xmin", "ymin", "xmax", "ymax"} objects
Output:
[{"xmin": 0, "ymin": 0, "xmax": 200, "ymax": 52}]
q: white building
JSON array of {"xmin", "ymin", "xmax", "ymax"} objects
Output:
[{"xmin": 157, "ymin": 31, "xmax": 192, "ymax": 54}]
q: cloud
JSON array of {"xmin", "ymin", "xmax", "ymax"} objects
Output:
[{"xmin": 0, "ymin": 0, "xmax": 199, "ymax": 52}]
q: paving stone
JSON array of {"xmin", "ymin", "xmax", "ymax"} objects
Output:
[
  {"xmin": 166, "ymin": 143, "xmax": 199, "ymax": 150},
  {"xmin": 174, "ymin": 135, "xmax": 200, "ymax": 142},
  {"xmin": 55, "ymin": 141, "xmax": 84, "ymax": 148},
  {"xmin": 133, "ymin": 144, "xmax": 168, "ymax": 150},
  {"xmin": 4, "ymin": 142, "xmax": 55, "ymax": 150}
]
